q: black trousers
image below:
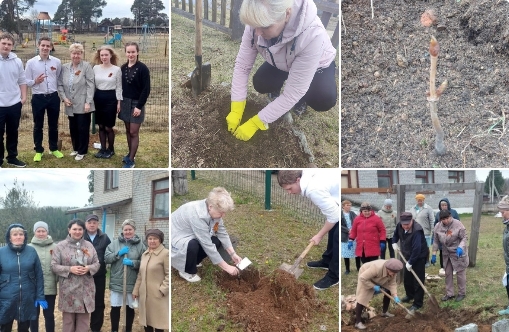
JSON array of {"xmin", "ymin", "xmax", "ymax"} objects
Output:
[
  {"xmin": 90, "ymin": 275, "xmax": 106, "ymax": 331},
  {"xmin": 321, "ymin": 223, "xmax": 339, "ymax": 281},
  {"xmin": 381, "ymin": 238, "xmax": 395, "ymax": 259},
  {"xmin": 403, "ymin": 256, "xmax": 426, "ymax": 308},
  {"xmin": 31, "ymin": 92, "xmax": 60, "ymax": 153},
  {"xmin": 0, "ymin": 101, "xmax": 22, "ymax": 164},
  {"xmin": 68, "ymin": 113, "xmax": 91, "ymax": 155},
  {"xmin": 252, "ymin": 61, "xmax": 337, "ymax": 112},
  {"xmin": 110, "ymin": 305, "xmax": 135, "ymax": 331},
  {"xmin": 29, "ymin": 294, "xmax": 56, "ymax": 332},
  {"xmin": 185, "ymin": 236, "xmax": 222, "ymax": 274},
  {"xmin": 1, "ymin": 320, "xmax": 29, "ymax": 332}
]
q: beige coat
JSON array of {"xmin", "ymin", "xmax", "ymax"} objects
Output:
[
  {"xmin": 356, "ymin": 259, "xmax": 398, "ymax": 306},
  {"xmin": 432, "ymin": 218, "xmax": 469, "ymax": 272},
  {"xmin": 133, "ymin": 244, "xmax": 169, "ymax": 329}
]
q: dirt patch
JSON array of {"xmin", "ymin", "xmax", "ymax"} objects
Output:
[
  {"xmin": 341, "ymin": 0, "xmax": 509, "ymax": 167},
  {"xmin": 171, "ymin": 84, "xmax": 313, "ymax": 168},
  {"xmin": 341, "ymin": 306, "xmax": 496, "ymax": 332},
  {"xmin": 216, "ymin": 268, "xmax": 320, "ymax": 332}
]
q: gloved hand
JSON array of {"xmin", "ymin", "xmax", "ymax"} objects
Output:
[
  {"xmin": 456, "ymin": 247, "xmax": 463, "ymax": 258},
  {"xmin": 373, "ymin": 285, "xmax": 381, "ymax": 294},
  {"xmin": 392, "ymin": 243, "xmax": 399, "ymax": 251},
  {"xmin": 347, "ymin": 240, "xmax": 353, "ymax": 250},
  {"xmin": 233, "ymin": 115, "xmax": 268, "ymax": 141},
  {"xmin": 123, "ymin": 258, "xmax": 134, "ymax": 266},
  {"xmin": 380, "ymin": 242, "xmax": 386, "ymax": 252},
  {"xmin": 431, "ymin": 254, "xmax": 437, "ymax": 265},
  {"xmin": 35, "ymin": 300, "xmax": 48, "ymax": 309},
  {"xmin": 225, "ymin": 100, "xmax": 246, "ymax": 133},
  {"xmin": 118, "ymin": 246, "xmax": 129, "ymax": 256},
  {"xmin": 394, "ymin": 296, "xmax": 401, "ymax": 304},
  {"xmin": 406, "ymin": 262, "xmax": 412, "ymax": 271}
]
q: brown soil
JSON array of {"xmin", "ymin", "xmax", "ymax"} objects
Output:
[
  {"xmin": 341, "ymin": 0, "xmax": 509, "ymax": 167},
  {"xmin": 171, "ymin": 84, "xmax": 312, "ymax": 168},
  {"xmin": 341, "ymin": 306, "xmax": 496, "ymax": 332},
  {"xmin": 216, "ymin": 268, "xmax": 320, "ymax": 332}
]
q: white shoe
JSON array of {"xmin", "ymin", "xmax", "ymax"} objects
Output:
[
  {"xmin": 70, "ymin": 151, "xmax": 78, "ymax": 156},
  {"xmin": 75, "ymin": 154, "xmax": 85, "ymax": 161},
  {"xmin": 196, "ymin": 263, "xmax": 203, "ymax": 267},
  {"xmin": 453, "ymin": 270, "xmax": 457, "ymax": 275},
  {"xmin": 439, "ymin": 268, "xmax": 445, "ymax": 277},
  {"xmin": 179, "ymin": 271, "xmax": 201, "ymax": 282}
]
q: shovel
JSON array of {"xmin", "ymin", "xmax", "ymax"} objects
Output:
[
  {"xmin": 399, "ymin": 251, "xmax": 440, "ymax": 313},
  {"xmin": 121, "ymin": 253, "xmax": 127, "ymax": 332},
  {"xmin": 379, "ymin": 289, "xmax": 415, "ymax": 320},
  {"xmin": 279, "ymin": 241, "xmax": 315, "ymax": 279},
  {"xmin": 191, "ymin": 0, "xmax": 211, "ymax": 97}
]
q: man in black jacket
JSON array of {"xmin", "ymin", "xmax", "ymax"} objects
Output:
[
  {"xmin": 84, "ymin": 214, "xmax": 111, "ymax": 332},
  {"xmin": 392, "ymin": 212, "xmax": 427, "ymax": 313}
]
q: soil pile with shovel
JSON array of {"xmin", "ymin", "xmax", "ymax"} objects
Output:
[{"xmin": 216, "ymin": 268, "xmax": 320, "ymax": 332}]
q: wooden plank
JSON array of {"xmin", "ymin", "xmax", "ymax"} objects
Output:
[
  {"xmin": 320, "ymin": 11, "xmax": 332, "ymax": 28},
  {"xmin": 230, "ymin": 0, "xmax": 244, "ymax": 40},
  {"xmin": 189, "ymin": 0, "xmax": 193, "ymax": 15},
  {"xmin": 397, "ymin": 183, "xmax": 478, "ymax": 192},
  {"xmin": 341, "ymin": 187, "xmax": 393, "ymax": 194},
  {"xmin": 204, "ymin": 0, "xmax": 209, "ymax": 20},
  {"xmin": 212, "ymin": 0, "xmax": 217, "ymax": 22},
  {"xmin": 220, "ymin": 0, "xmax": 227, "ymax": 26},
  {"xmin": 171, "ymin": 7, "xmax": 232, "ymax": 34},
  {"xmin": 314, "ymin": 0, "xmax": 339, "ymax": 15},
  {"xmin": 468, "ymin": 182, "xmax": 484, "ymax": 267}
]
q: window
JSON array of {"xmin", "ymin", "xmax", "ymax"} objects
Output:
[
  {"xmin": 341, "ymin": 170, "xmax": 358, "ymax": 188},
  {"xmin": 415, "ymin": 170, "xmax": 434, "ymax": 184},
  {"xmin": 448, "ymin": 170, "xmax": 465, "ymax": 193},
  {"xmin": 105, "ymin": 171, "xmax": 119, "ymax": 190},
  {"xmin": 152, "ymin": 178, "xmax": 169, "ymax": 219},
  {"xmin": 377, "ymin": 170, "xmax": 399, "ymax": 188}
]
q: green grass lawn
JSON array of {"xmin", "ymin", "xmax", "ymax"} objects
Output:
[{"xmin": 171, "ymin": 176, "xmax": 339, "ymax": 331}]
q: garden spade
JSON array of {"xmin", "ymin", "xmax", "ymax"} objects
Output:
[
  {"xmin": 279, "ymin": 241, "xmax": 315, "ymax": 279},
  {"xmin": 191, "ymin": 0, "xmax": 211, "ymax": 97}
]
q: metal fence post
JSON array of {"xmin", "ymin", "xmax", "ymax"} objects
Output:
[
  {"xmin": 265, "ymin": 170, "xmax": 271, "ymax": 210},
  {"xmin": 191, "ymin": 170, "xmax": 196, "ymax": 180}
]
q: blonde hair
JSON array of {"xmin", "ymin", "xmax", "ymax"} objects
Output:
[
  {"xmin": 92, "ymin": 45, "xmax": 119, "ymax": 66},
  {"xmin": 239, "ymin": 0, "xmax": 293, "ymax": 28},
  {"xmin": 10, "ymin": 227, "xmax": 24, "ymax": 235},
  {"xmin": 69, "ymin": 43, "xmax": 84, "ymax": 54},
  {"xmin": 206, "ymin": 187, "xmax": 235, "ymax": 212}
]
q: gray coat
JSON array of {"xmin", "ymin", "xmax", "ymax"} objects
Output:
[
  {"xmin": 171, "ymin": 199, "xmax": 233, "ymax": 272},
  {"xmin": 411, "ymin": 203, "xmax": 435, "ymax": 236},
  {"xmin": 432, "ymin": 218, "xmax": 469, "ymax": 272},
  {"xmin": 504, "ymin": 223, "xmax": 509, "ymax": 274},
  {"xmin": 104, "ymin": 233, "xmax": 145, "ymax": 293},
  {"xmin": 57, "ymin": 61, "xmax": 95, "ymax": 116},
  {"xmin": 28, "ymin": 236, "xmax": 57, "ymax": 295},
  {"xmin": 377, "ymin": 208, "xmax": 397, "ymax": 239}
]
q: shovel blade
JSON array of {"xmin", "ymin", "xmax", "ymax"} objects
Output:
[
  {"xmin": 191, "ymin": 66, "xmax": 202, "ymax": 97},
  {"xmin": 279, "ymin": 263, "xmax": 304, "ymax": 279},
  {"xmin": 202, "ymin": 62, "xmax": 211, "ymax": 90}
]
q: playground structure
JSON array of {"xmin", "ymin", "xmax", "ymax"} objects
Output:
[
  {"xmin": 53, "ymin": 29, "xmax": 71, "ymax": 45},
  {"xmin": 105, "ymin": 25, "xmax": 124, "ymax": 48},
  {"xmin": 140, "ymin": 23, "xmax": 158, "ymax": 53},
  {"xmin": 35, "ymin": 12, "xmax": 53, "ymax": 54}
]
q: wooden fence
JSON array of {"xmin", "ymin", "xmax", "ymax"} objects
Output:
[{"xmin": 171, "ymin": 0, "xmax": 339, "ymax": 48}]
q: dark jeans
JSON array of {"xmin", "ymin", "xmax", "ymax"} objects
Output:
[
  {"xmin": 68, "ymin": 113, "xmax": 91, "ymax": 155},
  {"xmin": 0, "ymin": 101, "xmax": 22, "ymax": 164},
  {"xmin": 31, "ymin": 92, "xmax": 60, "ymax": 153},
  {"xmin": 90, "ymin": 275, "xmax": 106, "ymax": 331},
  {"xmin": 1, "ymin": 320, "xmax": 29, "ymax": 332},
  {"xmin": 321, "ymin": 222, "xmax": 339, "ymax": 281},
  {"xmin": 110, "ymin": 305, "xmax": 135, "ymax": 331},
  {"xmin": 185, "ymin": 236, "xmax": 222, "ymax": 274},
  {"xmin": 403, "ymin": 256, "xmax": 426, "ymax": 308},
  {"xmin": 29, "ymin": 294, "xmax": 56, "ymax": 332},
  {"xmin": 252, "ymin": 61, "xmax": 337, "ymax": 112},
  {"xmin": 381, "ymin": 238, "xmax": 395, "ymax": 259}
]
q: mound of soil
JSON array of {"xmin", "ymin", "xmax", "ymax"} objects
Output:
[
  {"xmin": 341, "ymin": 306, "xmax": 496, "ymax": 332},
  {"xmin": 216, "ymin": 269, "xmax": 319, "ymax": 332},
  {"xmin": 341, "ymin": 0, "xmax": 509, "ymax": 167},
  {"xmin": 171, "ymin": 84, "xmax": 312, "ymax": 168}
]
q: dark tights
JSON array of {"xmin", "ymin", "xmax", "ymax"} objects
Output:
[
  {"xmin": 124, "ymin": 122, "xmax": 141, "ymax": 161},
  {"xmin": 344, "ymin": 257, "xmax": 361, "ymax": 272},
  {"xmin": 110, "ymin": 306, "xmax": 135, "ymax": 331},
  {"xmin": 98, "ymin": 124, "xmax": 115, "ymax": 152},
  {"xmin": 144, "ymin": 327, "xmax": 163, "ymax": 332}
]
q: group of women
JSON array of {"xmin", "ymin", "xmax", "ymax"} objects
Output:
[
  {"xmin": 58, "ymin": 42, "xmax": 150, "ymax": 168},
  {"xmin": 0, "ymin": 219, "xmax": 168, "ymax": 332}
]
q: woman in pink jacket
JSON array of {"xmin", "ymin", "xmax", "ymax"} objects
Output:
[
  {"xmin": 348, "ymin": 203, "xmax": 387, "ymax": 264},
  {"xmin": 226, "ymin": 0, "xmax": 337, "ymax": 141}
]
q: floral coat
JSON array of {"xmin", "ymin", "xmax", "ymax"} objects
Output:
[{"xmin": 51, "ymin": 235, "xmax": 100, "ymax": 313}]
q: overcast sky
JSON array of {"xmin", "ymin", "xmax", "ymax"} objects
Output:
[
  {"xmin": 0, "ymin": 170, "xmax": 90, "ymax": 208},
  {"xmin": 32, "ymin": 0, "xmax": 170, "ymax": 21},
  {"xmin": 476, "ymin": 170, "xmax": 509, "ymax": 182}
]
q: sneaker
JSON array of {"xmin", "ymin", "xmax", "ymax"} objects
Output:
[
  {"xmin": 455, "ymin": 295, "xmax": 465, "ymax": 302},
  {"xmin": 380, "ymin": 312, "xmax": 395, "ymax": 318},
  {"xmin": 51, "ymin": 150, "xmax": 64, "ymax": 158},
  {"xmin": 453, "ymin": 270, "xmax": 457, "ymax": 275},
  {"xmin": 75, "ymin": 154, "xmax": 85, "ymax": 161},
  {"xmin": 122, "ymin": 154, "xmax": 130, "ymax": 163},
  {"xmin": 70, "ymin": 151, "xmax": 78, "ymax": 156},
  {"xmin": 499, "ymin": 306, "xmax": 509, "ymax": 315},
  {"xmin": 291, "ymin": 101, "xmax": 307, "ymax": 116},
  {"xmin": 33, "ymin": 152, "xmax": 43, "ymax": 162},
  {"xmin": 439, "ymin": 268, "xmax": 445, "ymax": 276},
  {"xmin": 425, "ymin": 262, "xmax": 431, "ymax": 268},
  {"xmin": 196, "ymin": 263, "xmax": 203, "ymax": 268},
  {"xmin": 441, "ymin": 294, "xmax": 455, "ymax": 301},
  {"xmin": 306, "ymin": 260, "xmax": 329, "ymax": 270},
  {"xmin": 94, "ymin": 149, "xmax": 106, "ymax": 158},
  {"xmin": 179, "ymin": 271, "xmax": 201, "ymax": 282},
  {"xmin": 401, "ymin": 296, "xmax": 413, "ymax": 303},
  {"xmin": 313, "ymin": 275, "xmax": 338, "ymax": 290},
  {"xmin": 123, "ymin": 159, "xmax": 135, "ymax": 168},
  {"xmin": 7, "ymin": 158, "xmax": 26, "ymax": 168},
  {"xmin": 408, "ymin": 305, "xmax": 421, "ymax": 312},
  {"xmin": 103, "ymin": 150, "xmax": 115, "ymax": 159},
  {"xmin": 354, "ymin": 322, "xmax": 367, "ymax": 330},
  {"xmin": 344, "ymin": 270, "xmax": 350, "ymax": 275}
]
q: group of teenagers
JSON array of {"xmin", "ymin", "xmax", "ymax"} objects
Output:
[
  {"xmin": 0, "ymin": 214, "xmax": 168, "ymax": 332},
  {"xmin": 341, "ymin": 194, "xmax": 470, "ymax": 330},
  {"xmin": 0, "ymin": 32, "xmax": 150, "ymax": 168}
]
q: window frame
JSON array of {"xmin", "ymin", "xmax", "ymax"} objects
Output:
[
  {"xmin": 104, "ymin": 170, "xmax": 119, "ymax": 191},
  {"xmin": 151, "ymin": 177, "xmax": 169, "ymax": 220},
  {"xmin": 448, "ymin": 170, "xmax": 465, "ymax": 194}
]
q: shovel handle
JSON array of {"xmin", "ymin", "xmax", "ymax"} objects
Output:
[
  {"xmin": 399, "ymin": 251, "xmax": 432, "ymax": 297},
  {"xmin": 290, "ymin": 241, "xmax": 315, "ymax": 271},
  {"xmin": 195, "ymin": 0, "xmax": 202, "ymax": 57},
  {"xmin": 379, "ymin": 289, "xmax": 414, "ymax": 316}
]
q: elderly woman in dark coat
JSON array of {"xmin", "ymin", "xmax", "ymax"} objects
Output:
[{"xmin": 0, "ymin": 224, "xmax": 46, "ymax": 332}]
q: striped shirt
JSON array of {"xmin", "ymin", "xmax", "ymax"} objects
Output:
[{"xmin": 25, "ymin": 55, "xmax": 61, "ymax": 94}]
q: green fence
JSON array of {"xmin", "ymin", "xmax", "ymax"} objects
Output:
[{"xmin": 191, "ymin": 170, "xmax": 324, "ymax": 225}]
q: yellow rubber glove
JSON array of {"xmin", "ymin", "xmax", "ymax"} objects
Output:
[
  {"xmin": 226, "ymin": 101, "xmax": 246, "ymax": 133},
  {"xmin": 233, "ymin": 114, "xmax": 268, "ymax": 141}
]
